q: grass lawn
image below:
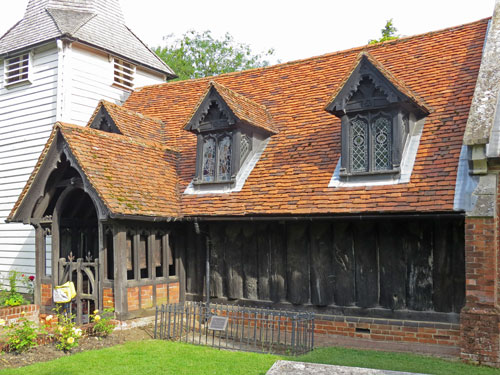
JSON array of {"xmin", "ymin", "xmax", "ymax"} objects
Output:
[{"xmin": 1, "ymin": 340, "xmax": 499, "ymax": 375}]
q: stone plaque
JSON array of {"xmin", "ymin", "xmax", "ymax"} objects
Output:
[{"xmin": 208, "ymin": 316, "xmax": 228, "ymax": 331}]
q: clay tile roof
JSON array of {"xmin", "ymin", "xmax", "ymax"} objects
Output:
[
  {"xmin": 9, "ymin": 19, "xmax": 490, "ymax": 221},
  {"xmin": 58, "ymin": 123, "xmax": 180, "ymax": 218},
  {"xmin": 8, "ymin": 122, "xmax": 180, "ymax": 221},
  {"xmin": 325, "ymin": 51, "xmax": 431, "ymax": 115},
  {"xmin": 210, "ymin": 81, "xmax": 278, "ymax": 134},
  {"xmin": 88, "ymin": 100, "xmax": 171, "ymax": 145},
  {"xmin": 122, "ymin": 19, "xmax": 489, "ymax": 217}
]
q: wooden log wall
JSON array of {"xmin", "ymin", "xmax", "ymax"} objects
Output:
[{"xmin": 182, "ymin": 217, "xmax": 465, "ymax": 314}]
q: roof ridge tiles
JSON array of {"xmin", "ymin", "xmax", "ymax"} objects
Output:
[
  {"xmin": 135, "ymin": 17, "xmax": 490, "ymax": 92},
  {"xmin": 101, "ymin": 100, "xmax": 164, "ymax": 125},
  {"xmin": 58, "ymin": 122, "xmax": 178, "ymax": 153},
  {"xmin": 211, "ymin": 81, "xmax": 268, "ymax": 111}
]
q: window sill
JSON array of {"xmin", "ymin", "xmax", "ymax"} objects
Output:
[
  {"xmin": 339, "ymin": 168, "xmax": 400, "ymax": 178},
  {"xmin": 3, "ymin": 79, "xmax": 32, "ymax": 89},
  {"xmin": 192, "ymin": 179, "xmax": 236, "ymax": 187}
]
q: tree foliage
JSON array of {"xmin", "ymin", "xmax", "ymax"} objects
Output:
[
  {"xmin": 154, "ymin": 30, "xmax": 275, "ymax": 81},
  {"xmin": 369, "ymin": 19, "xmax": 399, "ymax": 44}
]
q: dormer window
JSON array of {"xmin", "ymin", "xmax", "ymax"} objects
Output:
[
  {"xmin": 349, "ymin": 111, "xmax": 393, "ymax": 173},
  {"xmin": 184, "ymin": 81, "xmax": 278, "ymax": 190},
  {"xmin": 326, "ymin": 53, "xmax": 429, "ymax": 180},
  {"xmin": 202, "ymin": 131, "xmax": 233, "ymax": 182},
  {"xmin": 113, "ymin": 57, "xmax": 135, "ymax": 90},
  {"xmin": 4, "ymin": 52, "xmax": 31, "ymax": 87}
]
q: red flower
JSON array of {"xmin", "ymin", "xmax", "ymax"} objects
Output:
[{"xmin": 29, "ymin": 275, "xmax": 35, "ymax": 281}]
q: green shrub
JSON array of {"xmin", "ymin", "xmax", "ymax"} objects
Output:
[
  {"xmin": 90, "ymin": 308, "xmax": 115, "ymax": 337},
  {"xmin": 54, "ymin": 306, "xmax": 82, "ymax": 352},
  {"xmin": 0, "ymin": 270, "xmax": 27, "ymax": 307},
  {"xmin": 2, "ymin": 315, "xmax": 38, "ymax": 352}
]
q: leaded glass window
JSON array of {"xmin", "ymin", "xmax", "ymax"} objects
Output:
[
  {"xmin": 240, "ymin": 135, "xmax": 251, "ymax": 164},
  {"xmin": 373, "ymin": 116, "xmax": 391, "ymax": 171},
  {"xmin": 202, "ymin": 137, "xmax": 216, "ymax": 182},
  {"xmin": 200, "ymin": 133, "xmax": 234, "ymax": 183},
  {"xmin": 347, "ymin": 112, "xmax": 394, "ymax": 174},
  {"xmin": 218, "ymin": 135, "xmax": 232, "ymax": 181},
  {"xmin": 351, "ymin": 118, "xmax": 368, "ymax": 172}
]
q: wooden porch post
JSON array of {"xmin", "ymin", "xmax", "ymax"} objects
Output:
[
  {"xmin": 98, "ymin": 221, "xmax": 105, "ymax": 311},
  {"xmin": 113, "ymin": 226, "xmax": 128, "ymax": 320},
  {"xmin": 34, "ymin": 225, "xmax": 44, "ymax": 306}
]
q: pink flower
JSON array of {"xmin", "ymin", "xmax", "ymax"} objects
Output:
[{"xmin": 29, "ymin": 275, "xmax": 35, "ymax": 281}]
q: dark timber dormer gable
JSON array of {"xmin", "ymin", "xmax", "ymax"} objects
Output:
[
  {"xmin": 325, "ymin": 52, "xmax": 429, "ymax": 179},
  {"xmin": 184, "ymin": 81, "xmax": 277, "ymax": 188},
  {"xmin": 89, "ymin": 105, "xmax": 122, "ymax": 135}
]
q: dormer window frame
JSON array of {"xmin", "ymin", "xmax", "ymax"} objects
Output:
[
  {"xmin": 184, "ymin": 82, "xmax": 277, "ymax": 191},
  {"xmin": 3, "ymin": 51, "xmax": 33, "ymax": 88},
  {"xmin": 340, "ymin": 106, "xmax": 408, "ymax": 177},
  {"xmin": 191, "ymin": 98, "xmax": 252, "ymax": 186},
  {"xmin": 326, "ymin": 54, "xmax": 429, "ymax": 180}
]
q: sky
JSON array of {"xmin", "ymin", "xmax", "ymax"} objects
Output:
[{"xmin": 0, "ymin": 1, "xmax": 495, "ymax": 64}]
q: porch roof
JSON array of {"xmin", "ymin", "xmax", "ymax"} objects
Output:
[{"xmin": 8, "ymin": 123, "xmax": 180, "ymax": 221}]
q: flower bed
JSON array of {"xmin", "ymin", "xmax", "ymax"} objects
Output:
[{"xmin": 0, "ymin": 307, "xmax": 116, "ymax": 355}]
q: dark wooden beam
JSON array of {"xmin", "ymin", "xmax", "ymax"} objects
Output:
[{"xmin": 113, "ymin": 227, "xmax": 128, "ymax": 319}]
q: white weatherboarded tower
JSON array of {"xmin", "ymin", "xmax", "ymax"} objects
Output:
[{"xmin": 0, "ymin": 0, "xmax": 175, "ymax": 283}]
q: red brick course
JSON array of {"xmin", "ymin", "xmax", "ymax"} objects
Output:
[
  {"xmin": 156, "ymin": 284, "xmax": 168, "ymax": 305},
  {"xmin": 140, "ymin": 286, "xmax": 153, "ymax": 309},
  {"xmin": 168, "ymin": 282, "xmax": 179, "ymax": 304},
  {"xmin": 314, "ymin": 318, "xmax": 459, "ymax": 346},
  {"xmin": 127, "ymin": 287, "xmax": 139, "ymax": 311},
  {"xmin": 103, "ymin": 288, "xmax": 114, "ymax": 309},
  {"xmin": 41, "ymin": 284, "xmax": 52, "ymax": 306},
  {"xmin": 0, "ymin": 304, "xmax": 38, "ymax": 324}
]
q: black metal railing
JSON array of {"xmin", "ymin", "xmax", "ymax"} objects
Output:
[{"xmin": 155, "ymin": 302, "xmax": 314, "ymax": 355}]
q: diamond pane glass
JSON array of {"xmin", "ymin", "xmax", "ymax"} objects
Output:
[
  {"xmin": 351, "ymin": 119, "xmax": 368, "ymax": 172},
  {"xmin": 374, "ymin": 116, "xmax": 391, "ymax": 170},
  {"xmin": 202, "ymin": 137, "xmax": 216, "ymax": 182},
  {"xmin": 217, "ymin": 135, "xmax": 232, "ymax": 181},
  {"xmin": 240, "ymin": 135, "xmax": 251, "ymax": 164}
]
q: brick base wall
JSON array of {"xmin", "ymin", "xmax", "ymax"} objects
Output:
[
  {"xmin": 127, "ymin": 287, "xmax": 139, "ymax": 311},
  {"xmin": 127, "ymin": 282, "xmax": 180, "ymax": 312},
  {"xmin": 140, "ymin": 286, "xmax": 153, "ymax": 309},
  {"xmin": 168, "ymin": 282, "xmax": 179, "ymax": 303},
  {"xmin": 156, "ymin": 284, "xmax": 168, "ymax": 304},
  {"xmin": 315, "ymin": 316, "xmax": 460, "ymax": 346},
  {"xmin": 103, "ymin": 288, "xmax": 114, "ymax": 309},
  {"xmin": 41, "ymin": 284, "xmax": 52, "ymax": 306},
  {"xmin": 0, "ymin": 304, "xmax": 39, "ymax": 324}
]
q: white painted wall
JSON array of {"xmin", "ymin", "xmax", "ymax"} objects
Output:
[
  {"xmin": 0, "ymin": 43, "xmax": 59, "ymax": 284},
  {"xmin": 0, "ymin": 41, "xmax": 166, "ymax": 288}
]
